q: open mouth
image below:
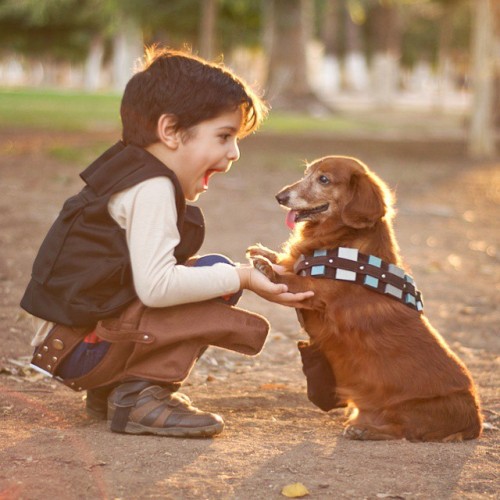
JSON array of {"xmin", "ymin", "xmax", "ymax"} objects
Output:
[
  {"xmin": 286, "ymin": 203, "xmax": 329, "ymax": 229},
  {"xmin": 203, "ymin": 169, "xmax": 218, "ymax": 189},
  {"xmin": 294, "ymin": 203, "xmax": 329, "ymax": 222}
]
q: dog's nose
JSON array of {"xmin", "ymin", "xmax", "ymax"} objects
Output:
[{"xmin": 276, "ymin": 192, "xmax": 289, "ymax": 205}]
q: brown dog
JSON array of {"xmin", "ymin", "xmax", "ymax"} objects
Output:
[{"xmin": 248, "ymin": 156, "xmax": 482, "ymax": 442}]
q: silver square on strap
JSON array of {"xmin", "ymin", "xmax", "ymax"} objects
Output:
[
  {"xmin": 368, "ymin": 255, "xmax": 382, "ymax": 267},
  {"xmin": 338, "ymin": 247, "xmax": 359, "ymax": 261},
  {"xmin": 405, "ymin": 293, "xmax": 416, "ymax": 306},
  {"xmin": 364, "ymin": 275, "xmax": 379, "ymax": 288},
  {"xmin": 384, "ymin": 284, "xmax": 403, "ymax": 299},
  {"xmin": 417, "ymin": 301, "xmax": 424, "ymax": 311},
  {"xmin": 313, "ymin": 249, "xmax": 328, "ymax": 257},
  {"xmin": 404, "ymin": 274, "xmax": 415, "ymax": 284},
  {"xmin": 311, "ymin": 265, "xmax": 326, "ymax": 276},
  {"xmin": 336, "ymin": 269, "xmax": 356, "ymax": 281},
  {"xmin": 388, "ymin": 264, "xmax": 405, "ymax": 278}
]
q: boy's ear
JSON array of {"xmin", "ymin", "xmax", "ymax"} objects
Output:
[{"xmin": 157, "ymin": 114, "xmax": 180, "ymax": 149}]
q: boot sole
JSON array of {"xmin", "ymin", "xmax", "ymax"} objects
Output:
[{"xmin": 107, "ymin": 420, "xmax": 224, "ymax": 437}]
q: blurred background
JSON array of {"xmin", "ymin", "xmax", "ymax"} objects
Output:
[{"xmin": 0, "ymin": 0, "xmax": 498, "ymax": 158}]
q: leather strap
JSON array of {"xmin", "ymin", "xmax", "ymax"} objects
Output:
[
  {"xmin": 295, "ymin": 247, "xmax": 424, "ymax": 312},
  {"xmin": 30, "ymin": 325, "xmax": 91, "ymax": 385}
]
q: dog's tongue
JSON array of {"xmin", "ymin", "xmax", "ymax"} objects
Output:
[{"xmin": 286, "ymin": 210, "xmax": 297, "ymax": 230}]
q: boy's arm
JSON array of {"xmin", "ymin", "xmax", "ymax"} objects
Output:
[
  {"xmin": 109, "ymin": 177, "xmax": 240, "ymax": 307},
  {"xmin": 109, "ymin": 177, "xmax": 313, "ymax": 309}
]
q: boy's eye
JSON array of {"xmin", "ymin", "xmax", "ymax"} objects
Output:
[{"xmin": 318, "ymin": 175, "xmax": 330, "ymax": 185}]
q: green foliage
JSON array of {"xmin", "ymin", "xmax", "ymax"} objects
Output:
[
  {"xmin": 217, "ymin": 0, "xmax": 262, "ymax": 51},
  {"xmin": 134, "ymin": 0, "xmax": 261, "ymax": 54},
  {"xmin": 0, "ymin": 0, "xmax": 475, "ymax": 70},
  {"xmin": 0, "ymin": 0, "xmax": 109, "ymax": 61},
  {"xmin": 401, "ymin": 0, "xmax": 471, "ymax": 68},
  {"xmin": 125, "ymin": 0, "xmax": 201, "ymax": 47}
]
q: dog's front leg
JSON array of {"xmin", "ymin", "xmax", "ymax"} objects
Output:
[
  {"xmin": 250, "ymin": 255, "xmax": 279, "ymax": 281},
  {"xmin": 246, "ymin": 244, "xmax": 280, "ymax": 264}
]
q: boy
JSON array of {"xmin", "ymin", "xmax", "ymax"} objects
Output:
[{"xmin": 21, "ymin": 47, "xmax": 313, "ymax": 437}]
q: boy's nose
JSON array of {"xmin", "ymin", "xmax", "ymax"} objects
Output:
[{"xmin": 228, "ymin": 142, "xmax": 240, "ymax": 162}]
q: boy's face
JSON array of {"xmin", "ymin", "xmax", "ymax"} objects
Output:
[{"xmin": 171, "ymin": 109, "xmax": 242, "ymax": 201}]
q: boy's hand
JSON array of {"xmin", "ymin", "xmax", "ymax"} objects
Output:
[{"xmin": 236, "ymin": 264, "xmax": 314, "ymax": 309}]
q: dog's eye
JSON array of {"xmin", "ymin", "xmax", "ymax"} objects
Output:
[{"xmin": 318, "ymin": 175, "xmax": 330, "ymax": 185}]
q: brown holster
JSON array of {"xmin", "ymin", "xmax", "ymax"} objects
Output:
[{"xmin": 30, "ymin": 299, "xmax": 270, "ymax": 392}]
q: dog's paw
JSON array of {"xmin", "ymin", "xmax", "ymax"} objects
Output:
[
  {"xmin": 343, "ymin": 425, "xmax": 368, "ymax": 440},
  {"xmin": 343, "ymin": 424, "xmax": 400, "ymax": 441},
  {"xmin": 250, "ymin": 256, "xmax": 278, "ymax": 282},
  {"xmin": 246, "ymin": 244, "xmax": 279, "ymax": 264}
]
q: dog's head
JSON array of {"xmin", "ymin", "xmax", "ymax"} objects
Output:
[{"xmin": 277, "ymin": 156, "xmax": 393, "ymax": 229}]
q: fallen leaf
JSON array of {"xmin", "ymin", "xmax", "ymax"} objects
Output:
[{"xmin": 281, "ymin": 482, "xmax": 309, "ymax": 498}]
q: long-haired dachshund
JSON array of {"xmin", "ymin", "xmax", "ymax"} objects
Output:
[{"xmin": 248, "ymin": 156, "xmax": 482, "ymax": 442}]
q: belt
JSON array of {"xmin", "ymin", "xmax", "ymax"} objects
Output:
[{"xmin": 30, "ymin": 324, "xmax": 91, "ymax": 390}]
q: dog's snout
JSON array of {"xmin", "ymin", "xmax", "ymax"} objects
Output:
[{"xmin": 276, "ymin": 191, "xmax": 290, "ymax": 206}]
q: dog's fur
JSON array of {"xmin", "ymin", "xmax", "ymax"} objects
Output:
[{"xmin": 248, "ymin": 156, "xmax": 482, "ymax": 442}]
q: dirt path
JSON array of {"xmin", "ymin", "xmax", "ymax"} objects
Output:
[{"xmin": 0, "ymin": 130, "xmax": 498, "ymax": 499}]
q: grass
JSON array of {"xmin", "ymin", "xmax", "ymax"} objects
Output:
[
  {"xmin": 260, "ymin": 112, "xmax": 366, "ymax": 134},
  {"xmin": 0, "ymin": 88, "xmax": 368, "ymax": 135},
  {"xmin": 0, "ymin": 88, "xmax": 121, "ymax": 132},
  {"xmin": 0, "ymin": 87, "xmax": 466, "ymax": 138}
]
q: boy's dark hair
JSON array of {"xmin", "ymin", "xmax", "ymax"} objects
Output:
[{"xmin": 121, "ymin": 47, "xmax": 268, "ymax": 146}]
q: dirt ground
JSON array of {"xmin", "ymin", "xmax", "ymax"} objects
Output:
[{"xmin": 0, "ymin": 126, "xmax": 498, "ymax": 499}]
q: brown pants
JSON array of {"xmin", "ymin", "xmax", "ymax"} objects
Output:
[{"xmin": 31, "ymin": 299, "xmax": 270, "ymax": 392}]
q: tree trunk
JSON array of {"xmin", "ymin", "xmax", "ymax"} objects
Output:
[
  {"xmin": 261, "ymin": 0, "xmax": 274, "ymax": 84},
  {"xmin": 344, "ymin": 2, "xmax": 369, "ymax": 93},
  {"xmin": 492, "ymin": 1, "xmax": 500, "ymax": 129},
  {"xmin": 468, "ymin": 0, "xmax": 497, "ymax": 159},
  {"xmin": 266, "ymin": 0, "xmax": 327, "ymax": 112},
  {"xmin": 83, "ymin": 35, "xmax": 105, "ymax": 91},
  {"xmin": 112, "ymin": 14, "xmax": 143, "ymax": 92},
  {"xmin": 434, "ymin": 3, "xmax": 455, "ymax": 109},
  {"xmin": 370, "ymin": 1, "xmax": 401, "ymax": 108},
  {"xmin": 199, "ymin": 0, "xmax": 218, "ymax": 60},
  {"xmin": 319, "ymin": 0, "xmax": 341, "ymax": 96}
]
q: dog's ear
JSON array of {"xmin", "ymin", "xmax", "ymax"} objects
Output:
[{"xmin": 340, "ymin": 172, "xmax": 386, "ymax": 228}]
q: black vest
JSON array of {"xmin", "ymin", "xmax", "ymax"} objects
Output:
[{"xmin": 20, "ymin": 142, "xmax": 205, "ymax": 327}]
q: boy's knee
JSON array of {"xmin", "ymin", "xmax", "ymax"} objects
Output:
[
  {"xmin": 194, "ymin": 254, "xmax": 241, "ymax": 305},
  {"xmin": 194, "ymin": 254, "xmax": 234, "ymax": 267}
]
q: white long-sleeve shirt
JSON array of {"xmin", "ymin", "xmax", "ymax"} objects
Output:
[{"xmin": 31, "ymin": 176, "xmax": 240, "ymax": 346}]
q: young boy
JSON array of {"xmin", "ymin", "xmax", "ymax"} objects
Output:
[{"xmin": 21, "ymin": 47, "xmax": 313, "ymax": 438}]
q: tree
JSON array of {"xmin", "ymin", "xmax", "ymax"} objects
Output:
[
  {"xmin": 319, "ymin": 0, "xmax": 341, "ymax": 95},
  {"xmin": 344, "ymin": 0, "xmax": 369, "ymax": 93},
  {"xmin": 468, "ymin": 0, "xmax": 497, "ymax": 159},
  {"xmin": 265, "ymin": 0, "xmax": 329, "ymax": 112},
  {"xmin": 0, "ymin": 0, "xmax": 102, "ymax": 61},
  {"xmin": 199, "ymin": 0, "xmax": 218, "ymax": 59},
  {"xmin": 368, "ymin": 0, "xmax": 402, "ymax": 108},
  {"xmin": 111, "ymin": 9, "xmax": 143, "ymax": 92}
]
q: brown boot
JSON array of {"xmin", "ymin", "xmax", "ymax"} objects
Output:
[{"xmin": 107, "ymin": 380, "xmax": 224, "ymax": 437}]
